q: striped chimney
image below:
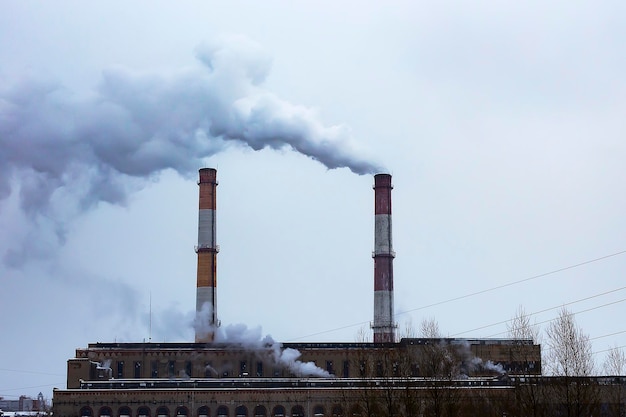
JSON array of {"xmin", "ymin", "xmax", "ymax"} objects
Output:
[
  {"xmin": 372, "ymin": 173, "xmax": 396, "ymax": 343},
  {"xmin": 195, "ymin": 168, "xmax": 219, "ymax": 342}
]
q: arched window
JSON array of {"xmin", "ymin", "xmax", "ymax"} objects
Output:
[
  {"xmin": 291, "ymin": 406, "xmax": 304, "ymax": 417},
  {"xmin": 197, "ymin": 406, "xmax": 210, "ymax": 417},
  {"xmin": 119, "ymin": 406, "xmax": 132, "ymax": 417},
  {"xmin": 216, "ymin": 406, "xmax": 229, "ymax": 417},
  {"xmin": 349, "ymin": 405, "xmax": 363, "ymax": 417},
  {"xmin": 313, "ymin": 405, "xmax": 324, "ymax": 417},
  {"xmin": 81, "ymin": 407, "xmax": 94, "ymax": 417},
  {"xmin": 253, "ymin": 406, "xmax": 266, "ymax": 417},
  {"xmin": 156, "ymin": 406, "xmax": 170, "ymax": 417},
  {"xmin": 175, "ymin": 407, "xmax": 189, "ymax": 417},
  {"xmin": 331, "ymin": 405, "xmax": 344, "ymax": 417},
  {"xmin": 234, "ymin": 406, "xmax": 247, "ymax": 417},
  {"xmin": 137, "ymin": 407, "xmax": 151, "ymax": 417},
  {"xmin": 99, "ymin": 407, "xmax": 113, "ymax": 417},
  {"xmin": 271, "ymin": 406, "xmax": 285, "ymax": 417}
]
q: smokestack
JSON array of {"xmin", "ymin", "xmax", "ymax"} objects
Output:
[
  {"xmin": 195, "ymin": 168, "xmax": 219, "ymax": 342},
  {"xmin": 372, "ymin": 173, "xmax": 396, "ymax": 343}
]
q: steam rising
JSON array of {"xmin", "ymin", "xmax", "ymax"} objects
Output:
[
  {"xmin": 194, "ymin": 302, "xmax": 331, "ymax": 377},
  {"xmin": 0, "ymin": 36, "xmax": 382, "ymax": 265},
  {"xmin": 216, "ymin": 324, "xmax": 333, "ymax": 378},
  {"xmin": 470, "ymin": 357, "xmax": 506, "ymax": 375}
]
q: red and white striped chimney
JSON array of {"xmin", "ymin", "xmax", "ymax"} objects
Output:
[
  {"xmin": 372, "ymin": 173, "xmax": 396, "ymax": 343},
  {"xmin": 195, "ymin": 168, "xmax": 219, "ymax": 343}
]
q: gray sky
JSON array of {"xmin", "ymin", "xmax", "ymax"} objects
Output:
[{"xmin": 1, "ymin": 0, "xmax": 626, "ymax": 400}]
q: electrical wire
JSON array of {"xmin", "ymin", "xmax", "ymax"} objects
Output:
[
  {"xmin": 288, "ymin": 249, "xmax": 626, "ymax": 341},
  {"xmin": 486, "ymin": 298, "xmax": 626, "ymax": 338},
  {"xmin": 450, "ymin": 286, "xmax": 626, "ymax": 337},
  {"xmin": 0, "ymin": 382, "xmax": 63, "ymax": 394},
  {"xmin": 0, "ymin": 368, "xmax": 64, "ymax": 377}
]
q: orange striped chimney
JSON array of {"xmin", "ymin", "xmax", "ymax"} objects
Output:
[{"xmin": 195, "ymin": 168, "xmax": 219, "ymax": 342}]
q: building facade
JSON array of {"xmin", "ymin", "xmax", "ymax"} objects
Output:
[{"xmin": 53, "ymin": 338, "xmax": 542, "ymax": 417}]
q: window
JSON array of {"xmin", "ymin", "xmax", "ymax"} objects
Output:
[
  {"xmin": 197, "ymin": 406, "xmax": 209, "ymax": 417},
  {"xmin": 271, "ymin": 406, "xmax": 285, "ymax": 417},
  {"xmin": 156, "ymin": 407, "xmax": 169, "ymax": 417},
  {"xmin": 375, "ymin": 361, "xmax": 383, "ymax": 377},
  {"xmin": 349, "ymin": 405, "xmax": 363, "ymax": 417},
  {"xmin": 116, "ymin": 361, "xmax": 124, "ymax": 379},
  {"xmin": 326, "ymin": 361, "xmax": 334, "ymax": 375},
  {"xmin": 291, "ymin": 406, "xmax": 304, "ymax": 417},
  {"xmin": 216, "ymin": 406, "xmax": 228, "ymax": 417},
  {"xmin": 331, "ymin": 405, "xmax": 344, "ymax": 417},
  {"xmin": 137, "ymin": 407, "xmax": 150, "ymax": 417},
  {"xmin": 99, "ymin": 407, "xmax": 112, "ymax": 417},
  {"xmin": 168, "ymin": 361, "xmax": 176, "ymax": 377},
  {"xmin": 256, "ymin": 361, "xmax": 263, "ymax": 377},
  {"xmin": 134, "ymin": 361, "xmax": 142, "ymax": 378},
  {"xmin": 253, "ymin": 406, "xmax": 266, "ymax": 417},
  {"xmin": 342, "ymin": 360, "xmax": 350, "ymax": 378},
  {"xmin": 185, "ymin": 361, "xmax": 192, "ymax": 378},
  {"xmin": 240, "ymin": 361, "xmax": 247, "ymax": 376},
  {"xmin": 151, "ymin": 361, "xmax": 158, "ymax": 378},
  {"xmin": 313, "ymin": 405, "xmax": 324, "ymax": 417},
  {"xmin": 118, "ymin": 406, "xmax": 131, "ymax": 417},
  {"xmin": 175, "ymin": 407, "xmax": 188, "ymax": 417},
  {"xmin": 235, "ymin": 406, "xmax": 247, "ymax": 417}
]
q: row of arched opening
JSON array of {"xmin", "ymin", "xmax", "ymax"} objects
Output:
[{"xmin": 80, "ymin": 404, "xmax": 347, "ymax": 417}]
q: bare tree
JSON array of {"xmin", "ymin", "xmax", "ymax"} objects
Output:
[
  {"xmin": 416, "ymin": 317, "xmax": 461, "ymax": 417},
  {"xmin": 420, "ymin": 317, "xmax": 441, "ymax": 339},
  {"xmin": 400, "ymin": 317, "xmax": 417, "ymax": 339},
  {"xmin": 604, "ymin": 345, "xmax": 626, "ymax": 376},
  {"xmin": 355, "ymin": 325, "xmax": 371, "ymax": 343},
  {"xmin": 603, "ymin": 345, "xmax": 626, "ymax": 417},
  {"xmin": 544, "ymin": 307, "xmax": 598, "ymax": 417},
  {"xmin": 546, "ymin": 307, "xmax": 594, "ymax": 377},
  {"xmin": 507, "ymin": 305, "xmax": 545, "ymax": 417},
  {"xmin": 507, "ymin": 305, "xmax": 540, "ymax": 342}
]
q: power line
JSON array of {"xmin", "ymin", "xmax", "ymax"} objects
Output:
[
  {"xmin": 541, "ymin": 331, "xmax": 626, "ymax": 356},
  {"xmin": 590, "ymin": 330, "xmax": 626, "ymax": 343},
  {"xmin": 0, "ymin": 382, "xmax": 63, "ymax": 393},
  {"xmin": 451, "ymin": 286, "xmax": 626, "ymax": 337},
  {"xmin": 486, "ymin": 298, "xmax": 626, "ymax": 338},
  {"xmin": 594, "ymin": 343, "xmax": 626, "ymax": 356},
  {"xmin": 0, "ymin": 368, "xmax": 64, "ymax": 377},
  {"xmin": 288, "ymin": 249, "xmax": 626, "ymax": 341},
  {"xmin": 397, "ymin": 249, "xmax": 626, "ymax": 318}
]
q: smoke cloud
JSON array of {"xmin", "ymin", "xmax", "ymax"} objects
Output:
[
  {"xmin": 194, "ymin": 304, "xmax": 331, "ymax": 378},
  {"xmin": 213, "ymin": 322, "xmax": 332, "ymax": 378},
  {"xmin": 470, "ymin": 357, "xmax": 506, "ymax": 375},
  {"xmin": 0, "ymin": 36, "xmax": 382, "ymax": 265}
]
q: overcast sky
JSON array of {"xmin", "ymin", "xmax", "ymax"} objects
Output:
[{"xmin": 1, "ymin": 0, "xmax": 626, "ymax": 401}]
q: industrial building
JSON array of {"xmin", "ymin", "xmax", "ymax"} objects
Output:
[
  {"xmin": 0, "ymin": 394, "xmax": 46, "ymax": 414},
  {"xmin": 52, "ymin": 169, "xmax": 622, "ymax": 416}
]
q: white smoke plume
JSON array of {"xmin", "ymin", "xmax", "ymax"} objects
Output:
[
  {"xmin": 0, "ymin": 36, "xmax": 383, "ymax": 266},
  {"xmin": 96, "ymin": 359, "xmax": 112, "ymax": 370},
  {"xmin": 193, "ymin": 302, "xmax": 216, "ymax": 342},
  {"xmin": 95, "ymin": 359, "xmax": 113, "ymax": 379},
  {"xmin": 202, "ymin": 319, "xmax": 331, "ymax": 378},
  {"xmin": 469, "ymin": 356, "xmax": 506, "ymax": 375}
]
